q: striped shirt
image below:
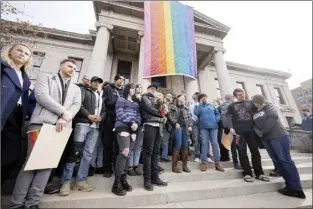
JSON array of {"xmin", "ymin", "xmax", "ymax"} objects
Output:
[{"xmin": 115, "ymin": 97, "xmax": 141, "ymax": 128}]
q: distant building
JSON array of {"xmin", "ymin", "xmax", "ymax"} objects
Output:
[
  {"xmin": 291, "ymin": 79, "xmax": 313, "ymax": 115},
  {"xmin": 2, "ymin": 1, "xmax": 302, "ymax": 127}
]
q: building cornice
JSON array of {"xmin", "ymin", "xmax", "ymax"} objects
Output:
[
  {"xmin": 94, "ymin": 1, "xmax": 230, "ymax": 39},
  {"xmin": 2, "ymin": 20, "xmax": 94, "ymax": 45},
  {"xmin": 226, "ymin": 61, "xmax": 292, "ymax": 79},
  {"xmin": 13, "ymin": 35, "xmax": 93, "ymax": 52}
]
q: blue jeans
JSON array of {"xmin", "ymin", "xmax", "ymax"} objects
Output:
[
  {"xmin": 128, "ymin": 127, "xmax": 144, "ymax": 167},
  {"xmin": 61, "ymin": 124, "xmax": 99, "ymax": 184},
  {"xmin": 200, "ymin": 128, "xmax": 219, "ymax": 163},
  {"xmin": 161, "ymin": 128, "xmax": 171, "ymax": 159},
  {"xmin": 192, "ymin": 123, "xmax": 201, "ymax": 158},
  {"xmin": 174, "ymin": 127, "xmax": 189, "ymax": 151},
  {"xmin": 263, "ymin": 135, "xmax": 303, "ymax": 191},
  {"xmin": 91, "ymin": 133, "xmax": 103, "ymax": 168}
]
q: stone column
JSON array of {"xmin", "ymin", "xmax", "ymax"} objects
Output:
[
  {"xmin": 87, "ymin": 22, "xmax": 113, "ymax": 81},
  {"xmin": 213, "ymin": 47, "xmax": 233, "ymax": 100},
  {"xmin": 137, "ymin": 31, "xmax": 151, "ymax": 91},
  {"xmin": 184, "ymin": 76, "xmax": 199, "ymax": 104}
]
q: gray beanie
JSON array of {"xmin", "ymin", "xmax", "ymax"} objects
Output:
[{"xmin": 224, "ymin": 94, "xmax": 233, "ymax": 102}]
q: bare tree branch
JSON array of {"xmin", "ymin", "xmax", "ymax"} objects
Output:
[{"xmin": 0, "ymin": 1, "xmax": 47, "ymax": 48}]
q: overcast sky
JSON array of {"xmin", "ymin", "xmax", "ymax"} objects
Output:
[{"xmin": 4, "ymin": 1, "xmax": 312, "ymax": 89}]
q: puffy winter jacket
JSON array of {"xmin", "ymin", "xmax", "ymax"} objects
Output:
[{"xmin": 194, "ymin": 103, "xmax": 220, "ymax": 129}]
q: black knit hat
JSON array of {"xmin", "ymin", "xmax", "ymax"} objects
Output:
[
  {"xmin": 198, "ymin": 93, "xmax": 207, "ymax": 102},
  {"xmin": 122, "ymin": 83, "xmax": 136, "ymax": 99}
]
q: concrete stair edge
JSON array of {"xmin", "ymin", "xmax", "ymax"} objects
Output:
[
  {"xmin": 35, "ymin": 174, "xmax": 312, "ymax": 208},
  {"xmin": 132, "ymin": 189, "xmax": 313, "ymax": 208}
]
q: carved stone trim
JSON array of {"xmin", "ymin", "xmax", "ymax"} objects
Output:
[
  {"xmin": 138, "ymin": 31, "xmax": 144, "ymax": 37},
  {"xmin": 213, "ymin": 46, "xmax": 227, "ymax": 54},
  {"xmin": 94, "ymin": 21, "xmax": 114, "ymax": 32}
]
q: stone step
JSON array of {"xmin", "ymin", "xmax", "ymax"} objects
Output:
[
  {"xmin": 186, "ymin": 152, "xmax": 312, "ymax": 161},
  {"xmin": 37, "ymin": 173, "xmax": 312, "ymax": 208},
  {"xmin": 160, "ymin": 156, "xmax": 312, "ymax": 170},
  {"xmin": 84, "ymin": 163, "xmax": 312, "ymax": 187},
  {"xmin": 134, "ymin": 189, "xmax": 313, "ymax": 208}
]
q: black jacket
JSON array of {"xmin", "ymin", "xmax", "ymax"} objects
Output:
[
  {"xmin": 74, "ymin": 86, "xmax": 106, "ymax": 124},
  {"xmin": 140, "ymin": 93, "xmax": 163, "ymax": 124},
  {"xmin": 103, "ymin": 83, "xmax": 123, "ymax": 116},
  {"xmin": 253, "ymin": 103, "xmax": 288, "ymax": 140}
]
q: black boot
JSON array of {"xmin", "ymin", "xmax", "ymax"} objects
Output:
[
  {"xmin": 121, "ymin": 174, "xmax": 132, "ymax": 191},
  {"xmin": 44, "ymin": 183, "xmax": 60, "ymax": 194},
  {"xmin": 103, "ymin": 170, "xmax": 113, "ymax": 178},
  {"xmin": 278, "ymin": 187, "xmax": 306, "ymax": 199},
  {"xmin": 151, "ymin": 176, "xmax": 168, "ymax": 187},
  {"xmin": 133, "ymin": 166, "xmax": 143, "ymax": 176},
  {"xmin": 29, "ymin": 205, "xmax": 40, "ymax": 209},
  {"xmin": 144, "ymin": 178, "xmax": 153, "ymax": 191},
  {"xmin": 112, "ymin": 177, "xmax": 126, "ymax": 196},
  {"xmin": 127, "ymin": 167, "xmax": 136, "ymax": 176},
  {"xmin": 157, "ymin": 165, "xmax": 165, "ymax": 174},
  {"xmin": 95, "ymin": 167, "xmax": 104, "ymax": 174},
  {"xmin": 88, "ymin": 166, "xmax": 96, "ymax": 177},
  {"xmin": 270, "ymin": 168, "xmax": 282, "ymax": 177}
]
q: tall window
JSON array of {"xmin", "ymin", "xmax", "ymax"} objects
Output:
[
  {"xmin": 214, "ymin": 78, "xmax": 221, "ymax": 99},
  {"xmin": 32, "ymin": 51, "xmax": 45, "ymax": 68},
  {"xmin": 274, "ymin": 87, "xmax": 285, "ymax": 105},
  {"xmin": 256, "ymin": 85, "xmax": 266, "ymax": 99},
  {"xmin": 236, "ymin": 81, "xmax": 249, "ymax": 99},
  {"xmin": 152, "ymin": 76, "xmax": 166, "ymax": 88},
  {"xmin": 68, "ymin": 57, "xmax": 84, "ymax": 82}
]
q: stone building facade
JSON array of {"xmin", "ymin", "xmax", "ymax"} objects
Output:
[{"xmin": 6, "ymin": 1, "xmax": 302, "ymax": 126}]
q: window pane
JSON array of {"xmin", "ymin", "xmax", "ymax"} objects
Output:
[
  {"xmin": 236, "ymin": 82, "xmax": 244, "ymax": 89},
  {"xmin": 72, "ymin": 71, "xmax": 80, "ymax": 83},
  {"xmin": 274, "ymin": 87, "xmax": 285, "ymax": 104},
  {"xmin": 68, "ymin": 57, "xmax": 83, "ymax": 71},
  {"xmin": 32, "ymin": 51, "xmax": 45, "ymax": 67},
  {"xmin": 256, "ymin": 85, "xmax": 263, "ymax": 95},
  {"xmin": 75, "ymin": 60, "xmax": 83, "ymax": 70}
]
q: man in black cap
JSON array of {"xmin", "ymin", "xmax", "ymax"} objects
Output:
[
  {"xmin": 59, "ymin": 76, "xmax": 106, "ymax": 196},
  {"xmin": 140, "ymin": 84, "xmax": 168, "ymax": 191}
]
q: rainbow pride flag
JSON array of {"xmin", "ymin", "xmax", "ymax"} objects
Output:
[
  {"xmin": 144, "ymin": 1, "xmax": 197, "ymax": 79},
  {"xmin": 27, "ymin": 129, "xmax": 40, "ymax": 150}
]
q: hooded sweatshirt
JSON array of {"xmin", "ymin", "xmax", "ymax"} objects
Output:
[{"xmin": 253, "ymin": 103, "xmax": 288, "ymax": 140}]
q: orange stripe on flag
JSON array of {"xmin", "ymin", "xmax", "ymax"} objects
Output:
[
  {"xmin": 28, "ymin": 129, "xmax": 40, "ymax": 150},
  {"xmin": 157, "ymin": 1, "xmax": 167, "ymax": 75}
]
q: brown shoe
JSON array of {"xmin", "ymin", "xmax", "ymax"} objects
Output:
[
  {"xmin": 200, "ymin": 163, "xmax": 207, "ymax": 171},
  {"xmin": 215, "ymin": 162, "xmax": 225, "ymax": 172},
  {"xmin": 182, "ymin": 149, "xmax": 191, "ymax": 173},
  {"xmin": 172, "ymin": 151, "xmax": 182, "ymax": 173}
]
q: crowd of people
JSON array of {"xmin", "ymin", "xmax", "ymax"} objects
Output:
[{"xmin": 1, "ymin": 43, "xmax": 309, "ymax": 209}]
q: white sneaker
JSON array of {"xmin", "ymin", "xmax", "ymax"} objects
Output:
[
  {"xmin": 194, "ymin": 158, "xmax": 200, "ymax": 162},
  {"xmin": 207, "ymin": 158, "xmax": 214, "ymax": 163}
]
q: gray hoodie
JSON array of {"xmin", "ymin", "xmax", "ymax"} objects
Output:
[{"xmin": 253, "ymin": 103, "xmax": 288, "ymax": 140}]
